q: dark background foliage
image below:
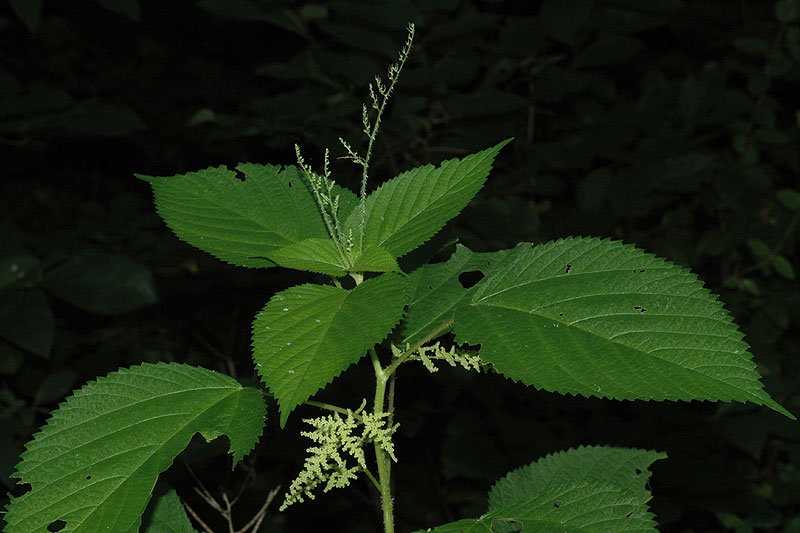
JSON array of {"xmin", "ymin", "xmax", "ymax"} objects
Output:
[{"xmin": 2, "ymin": 0, "xmax": 799, "ymax": 531}]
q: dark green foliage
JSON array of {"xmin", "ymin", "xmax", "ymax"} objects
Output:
[{"xmin": 2, "ymin": 0, "xmax": 799, "ymax": 531}]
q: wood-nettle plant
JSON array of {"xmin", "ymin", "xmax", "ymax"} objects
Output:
[{"xmin": 4, "ymin": 25, "xmax": 794, "ymax": 533}]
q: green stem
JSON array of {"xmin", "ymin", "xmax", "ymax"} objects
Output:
[
  {"xmin": 362, "ymin": 466, "xmax": 381, "ymax": 493},
  {"xmin": 370, "ymin": 348, "xmax": 394, "ymax": 533},
  {"xmin": 368, "ymin": 317, "xmax": 453, "ymax": 533},
  {"xmin": 304, "ymin": 400, "xmax": 359, "ymax": 419}
]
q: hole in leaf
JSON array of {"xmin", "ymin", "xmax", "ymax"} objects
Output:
[
  {"xmin": 553, "ymin": 500, "xmax": 561, "ymax": 508},
  {"xmin": 47, "ymin": 520, "xmax": 67, "ymax": 532},
  {"xmin": 635, "ymin": 468, "xmax": 642, "ymax": 475},
  {"xmin": 564, "ymin": 264, "xmax": 572, "ymax": 274},
  {"xmin": 633, "ymin": 305, "xmax": 647, "ymax": 313},
  {"xmin": 85, "ymin": 475, "xmax": 92, "ymax": 480},
  {"xmin": 559, "ymin": 312, "xmax": 564, "ymax": 317},
  {"xmin": 428, "ymin": 285, "xmax": 432, "ymax": 290},
  {"xmin": 458, "ymin": 270, "xmax": 484, "ymax": 289},
  {"xmin": 232, "ymin": 169, "xmax": 246, "ymax": 182},
  {"xmin": 288, "ymin": 181, "xmax": 293, "ymax": 187},
  {"xmin": 625, "ymin": 510, "xmax": 634, "ymax": 518}
]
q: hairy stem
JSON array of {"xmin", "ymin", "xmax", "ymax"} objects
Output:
[
  {"xmin": 370, "ymin": 348, "xmax": 394, "ymax": 533},
  {"xmin": 368, "ymin": 316, "xmax": 455, "ymax": 532}
]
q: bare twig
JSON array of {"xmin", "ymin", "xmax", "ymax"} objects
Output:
[
  {"xmin": 221, "ymin": 492, "xmax": 234, "ymax": 532},
  {"xmin": 183, "ymin": 500, "xmax": 216, "ymax": 533},
  {"xmin": 194, "ymin": 485, "xmax": 225, "ymax": 514},
  {"xmin": 235, "ymin": 486, "xmax": 281, "ymax": 533}
]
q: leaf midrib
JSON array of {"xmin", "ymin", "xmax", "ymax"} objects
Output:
[{"xmin": 472, "ymin": 300, "xmax": 761, "ymax": 393}]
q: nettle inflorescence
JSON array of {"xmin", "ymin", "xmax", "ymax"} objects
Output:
[
  {"xmin": 281, "ymin": 401, "xmax": 399, "ymax": 511},
  {"xmin": 294, "ymin": 146, "xmax": 353, "ymax": 258},
  {"xmin": 393, "ymin": 341, "xmax": 484, "ymax": 374},
  {"xmin": 332, "ymin": 23, "xmax": 413, "ymax": 254},
  {"xmin": 293, "ymin": 22, "xmax": 414, "ymax": 282}
]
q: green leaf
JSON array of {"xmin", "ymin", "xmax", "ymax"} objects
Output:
[
  {"xmin": 343, "ymin": 139, "xmax": 512, "ymax": 259},
  {"xmin": 746, "ymin": 238, "xmax": 770, "ymax": 259},
  {"xmin": 424, "ymin": 481, "xmax": 658, "ymax": 532},
  {"xmin": 252, "ymin": 273, "xmax": 406, "ymax": 427},
  {"xmin": 270, "ymin": 239, "xmax": 398, "ymax": 276},
  {"xmin": 776, "ymin": 188, "xmax": 800, "ymax": 211},
  {"xmin": 351, "ymin": 245, "xmax": 400, "ymax": 273},
  {"xmin": 419, "ymin": 519, "xmax": 492, "ymax": 533},
  {"xmin": 0, "ymin": 289, "xmax": 53, "ymax": 358},
  {"xmin": 401, "ymin": 244, "xmax": 514, "ymax": 345},
  {"xmin": 138, "ymin": 163, "xmax": 357, "ymax": 269},
  {"xmin": 488, "ymin": 446, "xmax": 666, "ymax": 512},
  {"xmin": 269, "ymin": 238, "xmax": 351, "ymax": 276},
  {"xmin": 772, "ymin": 254, "xmax": 795, "ymax": 280},
  {"xmin": 142, "ymin": 489, "xmax": 196, "ymax": 533},
  {"xmin": 42, "ymin": 252, "xmax": 157, "ymax": 315},
  {"xmin": 452, "ymin": 237, "xmax": 793, "ymax": 419},
  {"xmin": 4, "ymin": 362, "xmax": 265, "ymax": 532}
]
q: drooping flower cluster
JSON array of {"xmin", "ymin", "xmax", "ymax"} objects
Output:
[
  {"xmin": 280, "ymin": 403, "xmax": 398, "ymax": 511},
  {"xmin": 393, "ymin": 341, "xmax": 484, "ymax": 374}
]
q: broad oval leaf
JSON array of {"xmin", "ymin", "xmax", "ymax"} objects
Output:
[
  {"xmin": 344, "ymin": 139, "xmax": 512, "ymax": 259},
  {"xmin": 451, "ymin": 237, "xmax": 793, "ymax": 418},
  {"xmin": 424, "ymin": 447, "xmax": 663, "ymax": 532},
  {"xmin": 4, "ymin": 362, "xmax": 265, "ymax": 533},
  {"xmin": 488, "ymin": 446, "xmax": 666, "ymax": 512},
  {"xmin": 252, "ymin": 273, "xmax": 406, "ymax": 427},
  {"xmin": 138, "ymin": 163, "xmax": 357, "ymax": 268},
  {"xmin": 424, "ymin": 481, "xmax": 657, "ymax": 533},
  {"xmin": 43, "ymin": 252, "xmax": 157, "ymax": 315}
]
